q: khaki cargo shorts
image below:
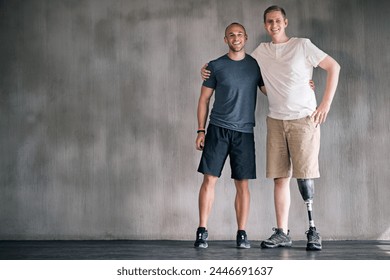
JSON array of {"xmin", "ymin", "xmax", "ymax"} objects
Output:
[{"xmin": 266, "ymin": 116, "xmax": 320, "ymax": 179}]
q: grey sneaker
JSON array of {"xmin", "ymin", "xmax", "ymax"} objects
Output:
[
  {"xmin": 306, "ymin": 227, "xmax": 322, "ymax": 251},
  {"xmin": 194, "ymin": 227, "xmax": 208, "ymax": 248},
  {"xmin": 236, "ymin": 230, "xmax": 251, "ymax": 249},
  {"xmin": 261, "ymin": 228, "xmax": 292, "ymax": 248}
]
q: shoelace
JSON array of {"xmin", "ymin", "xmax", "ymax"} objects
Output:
[{"xmin": 268, "ymin": 229, "xmax": 287, "ymax": 242}]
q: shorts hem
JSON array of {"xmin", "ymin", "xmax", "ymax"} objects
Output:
[
  {"xmin": 197, "ymin": 170, "xmax": 221, "ymax": 178},
  {"xmin": 292, "ymin": 173, "xmax": 320, "ymax": 179},
  {"xmin": 266, "ymin": 172, "xmax": 291, "ymax": 179},
  {"xmin": 266, "ymin": 173, "xmax": 320, "ymax": 179},
  {"xmin": 231, "ymin": 176, "xmax": 256, "ymax": 180}
]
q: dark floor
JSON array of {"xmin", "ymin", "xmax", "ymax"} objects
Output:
[{"xmin": 1, "ymin": 240, "xmax": 390, "ymax": 260}]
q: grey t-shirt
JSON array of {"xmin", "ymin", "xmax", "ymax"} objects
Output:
[{"xmin": 203, "ymin": 54, "xmax": 264, "ymax": 133}]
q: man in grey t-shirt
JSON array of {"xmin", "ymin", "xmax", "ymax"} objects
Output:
[{"xmin": 194, "ymin": 22, "xmax": 265, "ymax": 249}]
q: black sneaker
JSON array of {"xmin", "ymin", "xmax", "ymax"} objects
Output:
[
  {"xmin": 261, "ymin": 228, "xmax": 292, "ymax": 248},
  {"xmin": 236, "ymin": 230, "xmax": 251, "ymax": 249},
  {"xmin": 194, "ymin": 227, "xmax": 208, "ymax": 248},
  {"xmin": 306, "ymin": 227, "xmax": 322, "ymax": 251}
]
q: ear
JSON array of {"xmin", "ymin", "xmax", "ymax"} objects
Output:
[
  {"xmin": 284, "ymin": 18, "xmax": 288, "ymax": 27},
  {"xmin": 224, "ymin": 36, "xmax": 228, "ymax": 44}
]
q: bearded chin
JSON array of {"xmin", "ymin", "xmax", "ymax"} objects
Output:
[{"xmin": 229, "ymin": 45, "xmax": 243, "ymax": 52}]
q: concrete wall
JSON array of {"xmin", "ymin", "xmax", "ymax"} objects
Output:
[{"xmin": 1, "ymin": 0, "xmax": 389, "ymax": 240}]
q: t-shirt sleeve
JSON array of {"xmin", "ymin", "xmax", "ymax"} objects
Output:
[
  {"xmin": 304, "ymin": 39, "xmax": 328, "ymax": 67},
  {"xmin": 202, "ymin": 62, "xmax": 217, "ymax": 89}
]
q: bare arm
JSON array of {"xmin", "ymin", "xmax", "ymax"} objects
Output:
[
  {"xmin": 196, "ymin": 86, "xmax": 214, "ymax": 150},
  {"xmin": 311, "ymin": 55, "xmax": 341, "ymax": 125}
]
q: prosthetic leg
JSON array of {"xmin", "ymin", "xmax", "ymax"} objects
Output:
[
  {"xmin": 297, "ymin": 179, "xmax": 322, "ymax": 250},
  {"xmin": 297, "ymin": 179, "xmax": 315, "ymax": 227}
]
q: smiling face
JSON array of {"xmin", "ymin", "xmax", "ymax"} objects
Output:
[
  {"xmin": 224, "ymin": 23, "xmax": 247, "ymax": 53},
  {"xmin": 264, "ymin": 10, "xmax": 288, "ymax": 40}
]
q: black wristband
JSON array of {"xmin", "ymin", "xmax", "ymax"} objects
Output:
[{"xmin": 197, "ymin": 129, "xmax": 206, "ymax": 134}]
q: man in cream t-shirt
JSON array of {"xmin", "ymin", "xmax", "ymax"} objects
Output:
[{"xmin": 251, "ymin": 6, "xmax": 340, "ymax": 251}]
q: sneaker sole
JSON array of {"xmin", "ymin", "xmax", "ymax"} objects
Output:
[
  {"xmin": 237, "ymin": 244, "xmax": 251, "ymax": 249},
  {"xmin": 194, "ymin": 243, "xmax": 208, "ymax": 249},
  {"xmin": 261, "ymin": 241, "xmax": 292, "ymax": 249},
  {"xmin": 306, "ymin": 243, "xmax": 322, "ymax": 251}
]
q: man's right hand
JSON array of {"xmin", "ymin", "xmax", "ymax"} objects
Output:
[
  {"xmin": 201, "ymin": 63, "xmax": 210, "ymax": 80},
  {"xmin": 195, "ymin": 133, "xmax": 205, "ymax": 151}
]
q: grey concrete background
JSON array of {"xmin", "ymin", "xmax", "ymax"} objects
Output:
[{"xmin": 0, "ymin": 0, "xmax": 389, "ymax": 241}]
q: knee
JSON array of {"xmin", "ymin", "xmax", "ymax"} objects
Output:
[
  {"xmin": 234, "ymin": 180, "xmax": 249, "ymax": 193},
  {"xmin": 274, "ymin": 177, "xmax": 290, "ymax": 188},
  {"xmin": 202, "ymin": 175, "xmax": 218, "ymax": 189}
]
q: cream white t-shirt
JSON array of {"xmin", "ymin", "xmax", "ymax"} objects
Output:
[{"xmin": 251, "ymin": 37, "xmax": 327, "ymax": 120}]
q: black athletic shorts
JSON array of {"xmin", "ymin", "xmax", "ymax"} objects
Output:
[{"xmin": 197, "ymin": 124, "xmax": 256, "ymax": 180}]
